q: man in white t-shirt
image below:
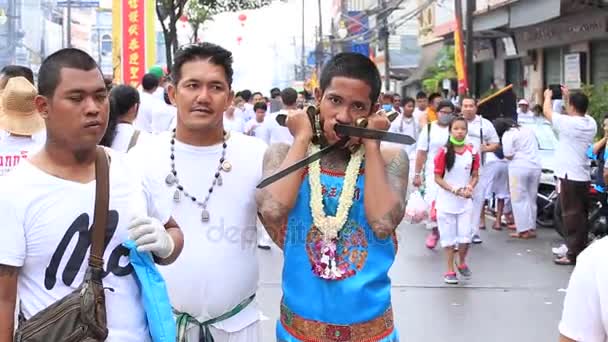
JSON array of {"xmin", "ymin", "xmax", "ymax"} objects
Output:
[
  {"xmin": 0, "ymin": 77, "xmax": 45, "ymax": 176},
  {"xmin": 129, "ymin": 42, "xmax": 267, "ymax": 342},
  {"xmin": 0, "ymin": 48, "xmax": 184, "ymax": 342},
  {"xmin": 558, "ymin": 236, "xmax": 608, "ymax": 342},
  {"xmin": 517, "ymin": 99, "xmax": 535, "ymax": 123},
  {"xmin": 462, "ymin": 96, "xmax": 500, "ymax": 244},
  {"xmin": 244, "ymin": 101, "xmax": 267, "ymax": 138},
  {"xmin": 543, "ymin": 86, "xmax": 597, "ymax": 265},
  {"xmin": 262, "ymin": 87, "xmax": 296, "ymax": 145}
]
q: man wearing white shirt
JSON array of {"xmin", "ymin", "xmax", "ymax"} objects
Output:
[
  {"xmin": 462, "ymin": 96, "xmax": 500, "ymax": 244},
  {"xmin": 135, "ymin": 73, "xmax": 165, "ymax": 133},
  {"xmin": 389, "ymin": 96, "xmax": 417, "ymax": 198},
  {"xmin": 543, "ymin": 86, "xmax": 597, "ymax": 265},
  {"xmin": 129, "ymin": 42, "xmax": 267, "ymax": 341},
  {"xmin": 558, "ymin": 236, "xmax": 608, "ymax": 342},
  {"xmin": 234, "ymin": 90, "xmax": 255, "ymax": 122},
  {"xmin": 262, "ymin": 87, "xmax": 296, "ymax": 146},
  {"xmin": 517, "ymin": 99, "xmax": 535, "ymax": 123}
]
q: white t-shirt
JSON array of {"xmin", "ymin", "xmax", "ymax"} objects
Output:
[
  {"xmin": 263, "ymin": 110, "xmax": 294, "ymax": 145},
  {"xmin": 244, "ymin": 118, "xmax": 267, "ymax": 139},
  {"xmin": 151, "ymin": 104, "xmax": 177, "ymax": 134},
  {"xmin": 0, "ymin": 149, "xmax": 153, "ymax": 342},
  {"xmin": 517, "ymin": 109, "xmax": 535, "ymax": 123},
  {"xmin": 552, "ymin": 113, "xmax": 597, "ymax": 181},
  {"xmin": 110, "ymin": 123, "xmax": 152, "ymax": 153},
  {"xmin": 417, "ymin": 122, "xmax": 450, "ymax": 172},
  {"xmin": 559, "ymin": 236, "xmax": 608, "ymax": 342},
  {"xmin": 135, "ymin": 91, "xmax": 166, "ymax": 133},
  {"xmin": 465, "ymin": 115, "xmax": 500, "ymax": 167},
  {"xmin": 235, "ymin": 103, "xmax": 254, "ymax": 123},
  {"xmin": 0, "ymin": 135, "xmax": 44, "ymax": 176},
  {"xmin": 223, "ymin": 114, "xmax": 245, "ymax": 133},
  {"xmin": 433, "ymin": 145, "xmax": 480, "ymax": 214},
  {"xmin": 501, "ymin": 126, "xmax": 542, "ymax": 169},
  {"xmin": 389, "ymin": 113, "xmax": 419, "ymax": 159},
  {"xmin": 128, "ymin": 131, "xmax": 267, "ymax": 332}
]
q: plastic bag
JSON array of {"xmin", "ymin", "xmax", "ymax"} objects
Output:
[
  {"xmin": 405, "ymin": 191, "xmax": 428, "ymax": 224},
  {"xmin": 123, "ymin": 240, "xmax": 176, "ymax": 342}
]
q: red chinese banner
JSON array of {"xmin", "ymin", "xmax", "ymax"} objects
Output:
[{"xmin": 121, "ymin": 0, "xmax": 146, "ymax": 87}]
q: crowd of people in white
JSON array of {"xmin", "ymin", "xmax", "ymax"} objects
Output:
[{"xmin": 0, "ymin": 42, "xmax": 606, "ymax": 342}]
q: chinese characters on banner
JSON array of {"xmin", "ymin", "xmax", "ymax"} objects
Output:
[{"xmin": 121, "ymin": 0, "xmax": 146, "ymax": 87}]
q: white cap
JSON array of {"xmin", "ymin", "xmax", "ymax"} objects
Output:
[{"xmin": 518, "ymin": 99, "xmax": 529, "ymax": 106}]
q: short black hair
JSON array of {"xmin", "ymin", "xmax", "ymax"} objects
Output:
[
  {"xmin": 142, "ymin": 73, "xmax": 160, "ymax": 91},
  {"xmin": 416, "ymin": 91, "xmax": 427, "ymax": 100},
  {"xmin": 429, "ymin": 92, "xmax": 442, "ymax": 103},
  {"xmin": 461, "ymin": 95, "xmax": 477, "ymax": 105},
  {"xmin": 253, "ymin": 102, "xmax": 267, "ymax": 112},
  {"xmin": 172, "ymin": 42, "xmax": 234, "ymax": 88},
  {"xmin": 270, "ymin": 87, "xmax": 281, "ymax": 98},
  {"xmin": 252, "ymin": 91, "xmax": 263, "ymax": 98},
  {"xmin": 569, "ymin": 92, "xmax": 589, "ymax": 114},
  {"xmin": 402, "ymin": 96, "xmax": 415, "ymax": 106},
  {"xmin": 1, "ymin": 65, "xmax": 34, "ymax": 85},
  {"xmin": 38, "ymin": 48, "xmax": 100, "ymax": 97},
  {"xmin": 240, "ymin": 89, "xmax": 252, "ymax": 102},
  {"xmin": 281, "ymin": 87, "xmax": 298, "ymax": 106},
  {"xmin": 320, "ymin": 52, "xmax": 381, "ymax": 103},
  {"xmin": 437, "ymin": 100, "xmax": 455, "ymax": 112}
]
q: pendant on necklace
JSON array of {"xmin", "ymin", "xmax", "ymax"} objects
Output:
[
  {"xmin": 201, "ymin": 209, "xmax": 210, "ymax": 222},
  {"xmin": 221, "ymin": 161, "xmax": 232, "ymax": 172},
  {"xmin": 173, "ymin": 189, "xmax": 181, "ymax": 203},
  {"xmin": 165, "ymin": 173, "xmax": 177, "ymax": 186}
]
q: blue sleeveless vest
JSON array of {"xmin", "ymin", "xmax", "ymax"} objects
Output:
[{"xmin": 276, "ymin": 167, "xmax": 399, "ymax": 342}]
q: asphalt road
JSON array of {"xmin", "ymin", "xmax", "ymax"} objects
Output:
[{"xmin": 255, "ymin": 217, "xmax": 574, "ymax": 342}]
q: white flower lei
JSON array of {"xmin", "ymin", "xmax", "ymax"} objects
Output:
[{"xmin": 308, "ymin": 144, "xmax": 365, "ymax": 241}]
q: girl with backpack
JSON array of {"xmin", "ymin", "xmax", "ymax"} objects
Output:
[{"xmin": 433, "ymin": 116, "xmax": 480, "ymax": 284}]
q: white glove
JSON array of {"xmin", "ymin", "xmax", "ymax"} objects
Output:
[{"xmin": 127, "ymin": 216, "xmax": 175, "ymax": 259}]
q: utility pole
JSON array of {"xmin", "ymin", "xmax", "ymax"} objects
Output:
[
  {"xmin": 66, "ymin": 0, "xmax": 72, "ymax": 48},
  {"xmin": 379, "ymin": 0, "xmax": 390, "ymax": 91},
  {"xmin": 300, "ymin": 0, "xmax": 305, "ymax": 81},
  {"xmin": 316, "ymin": 0, "xmax": 323, "ymax": 72},
  {"xmin": 465, "ymin": 0, "xmax": 475, "ymax": 97}
]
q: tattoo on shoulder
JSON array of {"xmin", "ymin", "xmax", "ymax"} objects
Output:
[
  {"xmin": 0, "ymin": 264, "xmax": 19, "ymax": 277},
  {"xmin": 262, "ymin": 143, "xmax": 291, "ymax": 177}
]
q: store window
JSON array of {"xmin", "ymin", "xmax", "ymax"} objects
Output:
[
  {"xmin": 101, "ymin": 34, "xmax": 112, "ymax": 56},
  {"xmin": 506, "ymin": 58, "xmax": 523, "ymax": 99},
  {"xmin": 591, "ymin": 41, "xmax": 608, "ymax": 86},
  {"xmin": 544, "ymin": 47, "xmax": 563, "ymax": 87}
]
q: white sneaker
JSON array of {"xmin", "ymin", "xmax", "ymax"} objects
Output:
[{"xmin": 552, "ymin": 244, "xmax": 568, "ymax": 256}]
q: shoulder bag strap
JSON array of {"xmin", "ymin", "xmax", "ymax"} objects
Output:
[
  {"xmin": 479, "ymin": 117, "xmax": 485, "ymax": 166},
  {"xmin": 88, "ymin": 147, "xmax": 110, "ymax": 269},
  {"xmin": 426, "ymin": 122, "xmax": 432, "ymax": 152},
  {"xmin": 127, "ymin": 130, "xmax": 141, "ymax": 152}
]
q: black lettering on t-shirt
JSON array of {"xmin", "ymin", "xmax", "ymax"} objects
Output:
[{"xmin": 44, "ymin": 210, "xmax": 133, "ymax": 290}]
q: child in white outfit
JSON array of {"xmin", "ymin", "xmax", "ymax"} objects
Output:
[{"xmin": 434, "ymin": 117, "xmax": 480, "ymax": 284}]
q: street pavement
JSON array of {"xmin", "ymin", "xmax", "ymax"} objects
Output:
[{"xmin": 256, "ymin": 217, "xmax": 574, "ymax": 342}]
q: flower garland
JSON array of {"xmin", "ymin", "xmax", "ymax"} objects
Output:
[{"xmin": 308, "ymin": 144, "xmax": 365, "ymax": 241}]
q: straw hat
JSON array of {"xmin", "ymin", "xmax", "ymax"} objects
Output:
[{"xmin": 0, "ymin": 76, "xmax": 44, "ymax": 135}]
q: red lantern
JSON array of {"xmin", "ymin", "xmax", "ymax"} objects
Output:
[
  {"xmin": 179, "ymin": 15, "xmax": 188, "ymax": 22},
  {"xmin": 238, "ymin": 13, "xmax": 247, "ymax": 27},
  {"xmin": 236, "ymin": 36, "xmax": 243, "ymax": 45}
]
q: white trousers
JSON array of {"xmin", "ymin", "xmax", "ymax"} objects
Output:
[
  {"xmin": 437, "ymin": 209, "xmax": 473, "ymax": 248},
  {"xmin": 508, "ymin": 166, "xmax": 541, "ymax": 233},
  {"xmin": 183, "ymin": 321, "xmax": 261, "ymax": 342},
  {"xmin": 471, "ymin": 167, "xmax": 493, "ymax": 235}
]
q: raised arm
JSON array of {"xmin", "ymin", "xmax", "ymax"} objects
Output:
[
  {"xmin": 0, "ymin": 265, "xmax": 18, "ymax": 342},
  {"xmin": 256, "ymin": 110, "xmax": 313, "ymax": 244}
]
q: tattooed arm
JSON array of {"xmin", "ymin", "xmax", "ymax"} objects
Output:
[
  {"xmin": 0, "ymin": 265, "xmax": 18, "ymax": 342},
  {"xmin": 256, "ymin": 140, "xmax": 308, "ymax": 246},
  {"xmin": 363, "ymin": 141, "xmax": 409, "ymax": 238}
]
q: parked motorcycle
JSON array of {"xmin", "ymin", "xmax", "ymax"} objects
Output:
[
  {"xmin": 536, "ymin": 168, "xmax": 558, "ymax": 228},
  {"xmin": 553, "ymin": 183, "xmax": 608, "ymax": 242}
]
